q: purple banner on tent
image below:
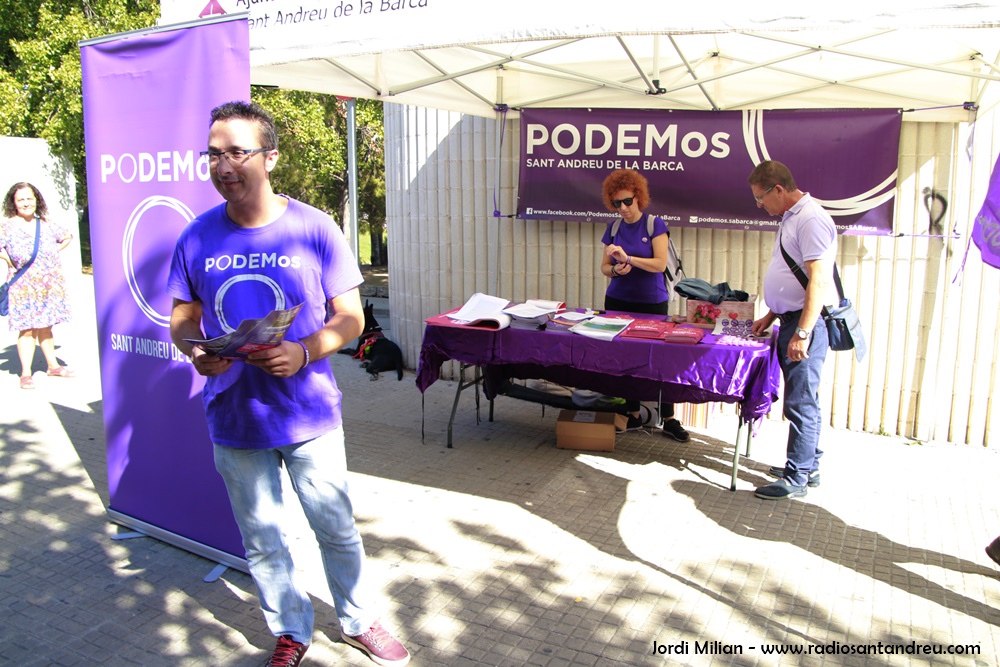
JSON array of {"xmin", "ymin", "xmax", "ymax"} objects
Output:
[
  {"xmin": 972, "ymin": 153, "xmax": 1000, "ymax": 270},
  {"xmin": 518, "ymin": 108, "xmax": 901, "ymax": 235},
  {"xmin": 81, "ymin": 18, "xmax": 250, "ymax": 557}
]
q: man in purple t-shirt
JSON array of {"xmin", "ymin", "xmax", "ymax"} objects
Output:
[
  {"xmin": 168, "ymin": 101, "xmax": 409, "ymax": 667},
  {"xmin": 749, "ymin": 160, "xmax": 839, "ymax": 501}
]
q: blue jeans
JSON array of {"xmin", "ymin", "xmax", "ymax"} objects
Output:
[
  {"xmin": 776, "ymin": 317, "xmax": 829, "ymax": 487},
  {"xmin": 214, "ymin": 428, "xmax": 375, "ymax": 644}
]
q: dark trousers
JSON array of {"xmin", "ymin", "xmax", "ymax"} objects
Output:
[
  {"xmin": 603, "ymin": 295, "xmax": 675, "ymax": 421},
  {"xmin": 776, "ymin": 316, "xmax": 829, "ymax": 486}
]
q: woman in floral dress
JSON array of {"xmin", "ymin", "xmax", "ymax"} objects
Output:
[{"xmin": 0, "ymin": 182, "xmax": 74, "ymax": 389}]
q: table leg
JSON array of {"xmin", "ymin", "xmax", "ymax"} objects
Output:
[
  {"xmin": 730, "ymin": 419, "xmax": 755, "ymax": 491},
  {"xmin": 474, "ymin": 365, "xmax": 482, "ymax": 424},
  {"xmin": 446, "ymin": 364, "xmax": 484, "ymax": 448},
  {"xmin": 731, "ymin": 420, "xmax": 743, "ymax": 492},
  {"xmin": 446, "ymin": 364, "xmax": 467, "ymax": 448},
  {"xmin": 480, "ymin": 365, "xmax": 495, "ymax": 422}
]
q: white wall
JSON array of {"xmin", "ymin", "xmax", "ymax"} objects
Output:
[{"xmin": 385, "ymin": 104, "xmax": 1000, "ymax": 447}]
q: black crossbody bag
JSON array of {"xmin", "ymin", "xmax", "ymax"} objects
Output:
[
  {"xmin": 0, "ymin": 216, "xmax": 41, "ymax": 317},
  {"xmin": 779, "ymin": 235, "xmax": 867, "ymax": 362}
]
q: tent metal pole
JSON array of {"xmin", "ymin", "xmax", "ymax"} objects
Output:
[
  {"xmin": 493, "ymin": 116, "xmax": 501, "ymax": 296},
  {"xmin": 653, "ymin": 35, "xmax": 661, "ymax": 83},
  {"xmin": 493, "ymin": 72, "xmax": 504, "ymax": 296},
  {"xmin": 347, "ymin": 97, "xmax": 360, "ymax": 265}
]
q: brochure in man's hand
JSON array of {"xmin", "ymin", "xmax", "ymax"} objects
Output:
[{"xmin": 185, "ymin": 303, "xmax": 304, "ymax": 359}]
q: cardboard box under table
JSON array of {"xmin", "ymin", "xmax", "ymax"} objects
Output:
[{"xmin": 556, "ymin": 410, "xmax": 628, "ymax": 452}]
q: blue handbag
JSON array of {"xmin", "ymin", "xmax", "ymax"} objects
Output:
[
  {"xmin": 823, "ymin": 293, "xmax": 867, "ymax": 361},
  {"xmin": 779, "ymin": 236, "xmax": 867, "ymax": 362},
  {"xmin": 1, "ymin": 216, "xmax": 41, "ymax": 317}
]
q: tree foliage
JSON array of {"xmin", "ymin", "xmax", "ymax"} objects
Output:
[
  {"xmin": 252, "ymin": 89, "xmax": 386, "ymax": 240},
  {"xmin": 0, "ymin": 2, "xmax": 387, "ymax": 262},
  {"xmin": 0, "ymin": 1, "xmax": 161, "ymax": 205}
]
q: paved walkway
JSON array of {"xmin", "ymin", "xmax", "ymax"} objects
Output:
[{"xmin": 1, "ymin": 275, "xmax": 999, "ymax": 666}]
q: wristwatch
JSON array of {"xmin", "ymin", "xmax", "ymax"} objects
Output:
[{"xmin": 794, "ymin": 327, "xmax": 810, "ymax": 340}]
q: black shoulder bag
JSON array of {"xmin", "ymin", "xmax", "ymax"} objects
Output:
[
  {"xmin": 0, "ymin": 216, "xmax": 42, "ymax": 317},
  {"xmin": 779, "ymin": 234, "xmax": 867, "ymax": 362}
]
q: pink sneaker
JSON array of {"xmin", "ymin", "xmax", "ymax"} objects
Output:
[{"xmin": 341, "ymin": 620, "xmax": 410, "ymax": 666}]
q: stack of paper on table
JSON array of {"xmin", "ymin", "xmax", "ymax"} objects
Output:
[
  {"xmin": 621, "ymin": 319, "xmax": 675, "ymax": 340},
  {"xmin": 569, "ymin": 315, "xmax": 633, "ymax": 341},
  {"xmin": 549, "ymin": 310, "xmax": 597, "ymax": 327},
  {"xmin": 502, "ymin": 299, "xmax": 566, "ymax": 330},
  {"xmin": 661, "ymin": 326, "xmax": 706, "ymax": 345},
  {"xmin": 620, "ymin": 319, "xmax": 707, "ymax": 344}
]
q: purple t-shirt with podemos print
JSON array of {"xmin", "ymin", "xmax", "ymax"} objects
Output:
[
  {"xmin": 600, "ymin": 213, "xmax": 671, "ymax": 304},
  {"xmin": 167, "ymin": 197, "xmax": 363, "ymax": 449}
]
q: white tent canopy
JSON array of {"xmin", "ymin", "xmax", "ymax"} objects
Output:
[
  {"xmin": 158, "ymin": 0, "xmax": 1000, "ymax": 445},
  {"xmin": 160, "ymin": 0, "xmax": 1000, "ymax": 121}
]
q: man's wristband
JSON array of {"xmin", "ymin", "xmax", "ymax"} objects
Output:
[{"xmin": 296, "ymin": 340, "xmax": 310, "ymax": 372}]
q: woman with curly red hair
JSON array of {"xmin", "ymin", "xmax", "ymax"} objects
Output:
[{"xmin": 600, "ymin": 169, "xmax": 688, "ymax": 440}]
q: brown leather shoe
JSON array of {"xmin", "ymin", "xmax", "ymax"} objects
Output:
[
  {"xmin": 265, "ymin": 635, "xmax": 307, "ymax": 667},
  {"xmin": 987, "ymin": 536, "xmax": 1000, "ymax": 567}
]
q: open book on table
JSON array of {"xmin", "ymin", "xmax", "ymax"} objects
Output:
[
  {"xmin": 523, "ymin": 298, "xmax": 565, "ymax": 311},
  {"xmin": 446, "ymin": 293, "xmax": 512, "ymax": 329},
  {"xmin": 185, "ymin": 303, "xmax": 303, "ymax": 359}
]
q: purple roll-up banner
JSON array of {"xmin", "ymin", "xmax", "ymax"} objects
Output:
[
  {"xmin": 81, "ymin": 17, "xmax": 249, "ymax": 561},
  {"xmin": 972, "ymin": 153, "xmax": 1000, "ymax": 270},
  {"xmin": 519, "ymin": 108, "xmax": 901, "ymax": 235}
]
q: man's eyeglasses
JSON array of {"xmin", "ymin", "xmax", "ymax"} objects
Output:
[
  {"xmin": 612, "ymin": 196, "xmax": 635, "ymax": 208},
  {"xmin": 200, "ymin": 147, "xmax": 272, "ymax": 164},
  {"xmin": 753, "ymin": 185, "xmax": 776, "ymax": 204}
]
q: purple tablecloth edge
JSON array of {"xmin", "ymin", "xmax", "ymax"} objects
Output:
[{"xmin": 415, "ymin": 321, "xmax": 781, "ymax": 426}]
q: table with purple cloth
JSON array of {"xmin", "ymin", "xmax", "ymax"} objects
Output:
[{"xmin": 416, "ymin": 312, "xmax": 782, "ymax": 490}]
